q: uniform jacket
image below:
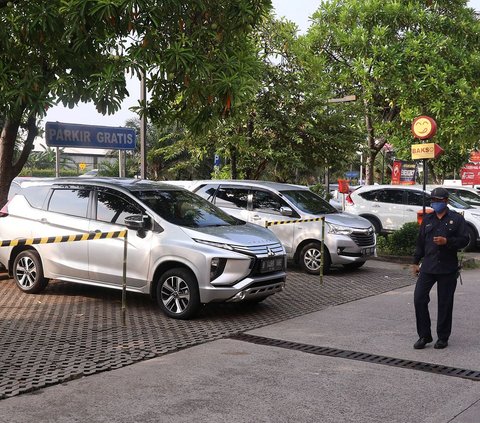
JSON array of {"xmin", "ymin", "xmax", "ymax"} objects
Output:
[{"xmin": 413, "ymin": 208, "xmax": 469, "ymax": 274}]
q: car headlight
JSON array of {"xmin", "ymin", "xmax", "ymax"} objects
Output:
[
  {"xmin": 193, "ymin": 238, "xmax": 234, "ymax": 251},
  {"xmin": 327, "ymin": 223, "xmax": 353, "ymax": 235}
]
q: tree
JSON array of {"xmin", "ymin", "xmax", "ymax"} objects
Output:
[
  {"xmin": 167, "ymin": 16, "xmax": 360, "ymax": 183},
  {"xmin": 306, "ymin": 0, "xmax": 480, "ymax": 184},
  {"xmin": 0, "ymin": 0, "xmax": 271, "ymax": 205}
]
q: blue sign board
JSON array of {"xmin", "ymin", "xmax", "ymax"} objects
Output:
[
  {"xmin": 345, "ymin": 171, "xmax": 359, "ymax": 178},
  {"xmin": 45, "ymin": 122, "xmax": 136, "ymax": 150}
]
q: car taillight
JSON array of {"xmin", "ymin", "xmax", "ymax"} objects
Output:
[
  {"xmin": 345, "ymin": 194, "xmax": 354, "ymax": 205},
  {"xmin": 0, "ymin": 202, "xmax": 9, "ymax": 217}
]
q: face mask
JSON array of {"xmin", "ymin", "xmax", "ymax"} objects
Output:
[{"xmin": 431, "ymin": 202, "xmax": 447, "ymax": 213}]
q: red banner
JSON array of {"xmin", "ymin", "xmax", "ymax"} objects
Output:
[
  {"xmin": 461, "ymin": 164, "xmax": 480, "ymax": 185},
  {"xmin": 391, "ymin": 160, "xmax": 417, "ymax": 185},
  {"xmin": 337, "ymin": 179, "xmax": 350, "ymax": 194}
]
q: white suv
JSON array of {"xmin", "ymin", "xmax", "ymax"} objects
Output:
[
  {"xmin": 172, "ymin": 180, "xmax": 376, "ymax": 274},
  {"xmin": 0, "ymin": 178, "xmax": 286, "ymax": 319},
  {"xmin": 345, "ymin": 184, "xmax": 479, "ymax": 251}
]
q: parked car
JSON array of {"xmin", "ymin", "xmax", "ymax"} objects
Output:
[
  {"xmin": 79, "ymin": 169, "xmax": 99, "ymax": 177},
  {"xmin": 441, "ymin": 185, "xmax": 480, "ymax": 208},
  {"xmin": 171, "ymin": 180, "xmax": 376, "ymax": 274},
  {"xmin": 345, "ymin": 184, "xmax": 479, "ymax": 251},
  {"xmin": 0, "ymin": 178, "xmax": 287, "ymax": 319}
]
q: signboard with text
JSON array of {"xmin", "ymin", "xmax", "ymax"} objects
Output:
[
  {"xmin": 46, "ymin": 122, "xmax": 136, "ymax": 150},
  {"xmin": 391, "ymin": 160, "xmax": 417, "ymax": 185},
  {"xmin": 411, "ymin": 143, "xmax": 444, "ymax": 160},
  {"xmin": 461, "ymin": 164, "xmax": 480, "ymax": 185}
]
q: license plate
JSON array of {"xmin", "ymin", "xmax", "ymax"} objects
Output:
[
  {"xmin": 260, "ymin": 257, "xmax": 284, "ymax": 273},
  {"xmin": 361, "ymin": 247, "xmax": 375, "ymax": 256}
]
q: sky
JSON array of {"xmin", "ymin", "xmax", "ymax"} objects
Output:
[{"xmin": 41, "ymin": 0, "xmax": 480, "ymax": 144}]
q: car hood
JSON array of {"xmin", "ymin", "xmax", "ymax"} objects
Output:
[
  {"xmin": 181, "ymin": 222, "xmax": 281, "ymax": 245},
  {"xmin": 323, "ymin": 212, "xmax": 373, "ymax": 229}
]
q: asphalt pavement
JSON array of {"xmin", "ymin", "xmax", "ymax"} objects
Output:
[{"xmin": 0, "ymin": 258, "xmax": 479, "ymax": 423}]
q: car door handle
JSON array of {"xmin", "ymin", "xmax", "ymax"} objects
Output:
[
  {"xmin": 252, "ymin": 215, "xmax": 262, "ymax": 220},
  {"xmin": 39, "ymin": 218, "xmax": 48, "ymax": 223},
  {"xmin": 372, "ymin": 204, "xmax": 381, "ymax": 208}
]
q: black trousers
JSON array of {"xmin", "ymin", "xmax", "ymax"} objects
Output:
[{"xmin": 414, "ymin": 271, "xmax": 458, "ymax": 341}]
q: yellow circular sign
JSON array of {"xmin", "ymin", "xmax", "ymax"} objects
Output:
[
  {"xmin": 411, "ymin": 116, "xmax": 437, "ymax": 140},
  {"xmin": 79, "ymin": 162, "xmax": 87, "ymax": 170}
]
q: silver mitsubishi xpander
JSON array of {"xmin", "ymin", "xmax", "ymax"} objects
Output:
[{"xmin": 0, "ymin": 178, "xmax": 286, "ymax": 319}]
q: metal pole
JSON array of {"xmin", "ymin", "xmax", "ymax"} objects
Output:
[
  {"xmin": 140, "ymin": 71, "xmax": 147, "ymax": 179},
  {"xmin": 422, "ymin": 158, "xmax": 427, "ymax": 215},
  {"xmin": 320, "ymin": 217, "xmax": 325, "ymax": 285},
  {"xmin": 118, "ymin": 151, "xmax": 125, "ymax": 177},
  {"xmin": 55, "ymin": 147, "xmax": 60, "ymax": 177},
  {"xmin": 122, "ymin": 231, "xmax": 128, "ymax": 326}
]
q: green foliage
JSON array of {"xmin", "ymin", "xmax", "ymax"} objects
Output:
[
  {"xmin": 309, "ymin": 183, "xmax": 332, "ymax": 201},
  {"xmin": 376, "ymin": 222, "xmax": 420, "ymax": 256},
  {"xmin": 19, "ymin": 168, "xmax": 78, "ymax": 177},
  {"xmin": 174, "ymin": 15, "xmax": 360, "ymax": 182},
  {"xmin": 0, "ymin": 0, "xmax": 272, "ymax": 203},
  {"xmin": 305, "ymin": 0, "xmax": 480, "ymax": 184}
]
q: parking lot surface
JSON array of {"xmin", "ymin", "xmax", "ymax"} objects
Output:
[{"xmin": 0, "ymin": 261, "xmax": 413, "ymax": 399}]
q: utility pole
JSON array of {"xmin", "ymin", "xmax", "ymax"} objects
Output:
[{"xmin": 140, "ymin": 71, "xmax": 147, "ymax": 179}]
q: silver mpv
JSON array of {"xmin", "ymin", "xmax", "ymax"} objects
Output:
[
  {"xmin": 175, "ymin": 180, "xmax": 376, "ymax": 274},
  {"xmin": 0, "ymin": 178, "xmax": 286, "ymax": 319}
]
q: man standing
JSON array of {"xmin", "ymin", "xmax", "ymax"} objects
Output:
[{"xmin": 412, "ymin": 187, "xmax": 469, "ymax": 350}]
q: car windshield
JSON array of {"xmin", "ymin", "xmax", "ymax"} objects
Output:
[
  {"xmin": 280, "ymin": 189, "xmax": 338, "ymax": 214},
  {"xmin": 447, "ymin": 193, "xmax": 472, "ymax": 210},
  {"xmin": 132, "ymin": 188, "xmax": 244, "ymax": 228}
]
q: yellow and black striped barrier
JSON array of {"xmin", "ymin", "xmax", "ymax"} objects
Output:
[
  {"xmin": 0, "ymin": 230, "xmax": 127, "ymax": 248},
  {"xmin": 265, "ymin": 216, "xmax": 326, "ymax": 284},
  {"xmin": 1, "ymin": 229, "xmax": 129, "ymax": 325},
  {"xmin": 265, "ymin": 217, "xmax": 324, "ymax": 227}
]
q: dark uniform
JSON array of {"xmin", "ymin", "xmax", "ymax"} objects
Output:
[{"xmin": 413, "ymin": 206, "xmax": 469, "ymax": 348}]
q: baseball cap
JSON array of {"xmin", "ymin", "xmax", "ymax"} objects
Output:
[{"xmin": 430, "ymin": 187, "xmax": 449, "ymax": 199}]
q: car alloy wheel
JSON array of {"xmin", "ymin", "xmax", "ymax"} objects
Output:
[
  {"xmin": 13, "ymin": 250, "xmax": 48, "ymax": 293},
  {"xmin": 157, "ymin": 268, "xmax": 200, "ymax": 319},
  {"xmin": 299, "ymin": 242, "xmax": 331, "ymax": 275}
]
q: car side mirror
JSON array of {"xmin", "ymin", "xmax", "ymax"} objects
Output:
[
  {"xmin": 280, "ymin": 206, "xmax": 293, "ymax": 217},
  {"xmin": 124, "ymin": 214, "xmax": 150, "ymax": 238}
]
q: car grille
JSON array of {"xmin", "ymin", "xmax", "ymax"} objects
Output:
[
  {"xmin": 350, "ymin": 232, "xmax": 375, "ymax": 247},
  {"xmin": 231, "ymin": 241, "xmax": 284, "ymax": 257}
]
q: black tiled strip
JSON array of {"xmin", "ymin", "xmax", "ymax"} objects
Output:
[{"xmin": 231, "ymin": 333, "xmax": 480, "ymax": 382}]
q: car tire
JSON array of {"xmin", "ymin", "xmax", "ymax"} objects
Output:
[
  {"xmin": 299, "ymin": 242, "xmax": 331, "ymax": 274},
  {"xmin": 343, "ymin": 261, "xmax": 366, "ymax": 270},
  {"xmin": 13, "ymin": 250, "xmax": 49, "ymax": 294},
  {"xmin": 362, "ymin": 215, "xmax": 382, "ymax": 234},
  {"xmin": 465, "ymin": 225, "xmax": 477, "ymax": 252},
  {"xmin": 156, "ymin": 268, "xmax": 201, "ymax": 319}
]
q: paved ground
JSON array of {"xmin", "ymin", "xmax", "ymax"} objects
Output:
[{"xmin": 0, "ymin": 258, "xmax": 479, "ymax": 422}]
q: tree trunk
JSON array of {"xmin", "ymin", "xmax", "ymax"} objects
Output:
[
  {"xmin": 230, "ymin": 144, "xmax": 237, "ymax": 179},
  {"xmin": 0, "ymin": 113, "xmax": 37, "ymax": 206},
  {"xmin": 364, "ymin": 108, "xmax": 376, "ymax": 185}
]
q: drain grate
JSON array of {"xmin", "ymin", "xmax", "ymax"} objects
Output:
[{"xmin": 231, "ymin": 333, "xmax": 480, "ymax": 382}]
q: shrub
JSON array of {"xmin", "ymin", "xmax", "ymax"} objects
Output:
[
  {"xmin": 376, "ymin": 222, "xmax": 420, "ymax": 256},
  {"xmin": 19, "ymin": 168, "xmax": 79, "ymax": 177},
  {"xmin": 309, "ymin": 183, "xmax": 332, "ymax": 201}
]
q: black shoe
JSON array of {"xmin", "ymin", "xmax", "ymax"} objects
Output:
[
  {"xmin": 434, "ymin": 339, "xmax": 448, "ymax": 349},
  {"xmin": 414, "ymin": 336, "xmax": 433, "ymax": 349}
]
